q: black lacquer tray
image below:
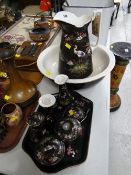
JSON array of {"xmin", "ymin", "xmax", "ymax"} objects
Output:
[{"xmin": 22, "ymin": 91, "xmax": 93, "ymax": 173}]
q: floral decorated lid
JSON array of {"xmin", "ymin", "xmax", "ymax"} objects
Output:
[
  {"xmin": 55, "ymin": 117, "xmax": 82, "ymax": 142},
  {"xmin": 63, "ymin": 105, "xmax": 87, "ymax": 123},
  {"xmin": 35, "ymin": 137, "xmax": 65, "ymax": 166}
]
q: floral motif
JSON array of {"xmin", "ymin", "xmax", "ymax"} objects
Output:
[{"xmin": 66, "ymin": 145, "xmax": 78, "ymax": 157}]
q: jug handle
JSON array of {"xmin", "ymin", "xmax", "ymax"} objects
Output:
[{"xmin": 91, "ymin": 10, "xmax": 102, "ymax": 47}]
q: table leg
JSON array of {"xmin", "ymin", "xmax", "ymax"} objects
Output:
[{"xmin": 115, "ymin": 2, "xmax": 120, "ymax": 19}]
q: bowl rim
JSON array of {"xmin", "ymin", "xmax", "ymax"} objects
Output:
[{"xmin": 37, "ymin": 44, "xmax": 115, "ymax": 84}]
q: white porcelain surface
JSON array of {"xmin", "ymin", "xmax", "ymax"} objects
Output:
[
  {"xmin": 54, "ymin": 74, "xmax": 69, "ymax": 85},
  {"xmin": 37, "ymin": 45, "xmax": 115, "ymax": 84},
  {"xmin": 63, "ymin": 3, "xmax": 113, "ymax": 46},
  {"xmin": 39, "ymin": 94, "xmax": 56, "ymax": 108},
  {"xmin": 53, "ymin": 11, "xmax": 92, "ymax": 28}
]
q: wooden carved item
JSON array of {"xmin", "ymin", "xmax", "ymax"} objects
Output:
[{"xmin": 110, "ymin": 42, "xmax": 131, "ymax": 112}]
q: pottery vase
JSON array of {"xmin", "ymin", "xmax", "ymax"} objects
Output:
[{"xmin": 0, "ymin": 42, "xmax": 37, "ymax": 107}]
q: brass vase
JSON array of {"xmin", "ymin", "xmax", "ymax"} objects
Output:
[
  {"xmin": 0, "ymin": 42, "xmax": 37, "ymax": 107},
  {"xmin": 1, "ymin": 102, "xmax": 23, "ymax": 127}
]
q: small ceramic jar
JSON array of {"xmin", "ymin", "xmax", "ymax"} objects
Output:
[
  {"xmin": 35, "ymin": 137, "xmax": 65, "ymax": 166},
  {"xmin": 1, "ymin": 103, "xmax": 23, "ymax": 127},
  {"xmin": 55, "ymin": 117, "xmax": 82, "ymax": 142}
]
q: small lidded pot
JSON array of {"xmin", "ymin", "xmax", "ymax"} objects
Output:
[
  {"xmin": 1, "ymin": 103, "xmax": 22, "ymax": 127},
  {"xmin": 35, "ymin": 137, "xmax": 65, "ymax": 166},
  {"xmin": 55, "ymin": 117, "xmax": 82, "ymax": 142}
]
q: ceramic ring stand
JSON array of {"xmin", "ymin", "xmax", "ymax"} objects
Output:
[{"xmin": 110, "ymin": 42, "xmax": 131, "ymax": 112}]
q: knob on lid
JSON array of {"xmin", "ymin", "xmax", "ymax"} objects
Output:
[{"xmin": 0, "ymin": 42, "xmax": 15, "ymax": 60}]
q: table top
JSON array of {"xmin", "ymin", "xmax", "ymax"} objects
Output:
[
  {"xmin": 0, "ymin": 25, "xmax": 110, "ymax": 175},
  {"xmin": 0, "ymin": 75, "xmax": 110, "ymax": 175}
]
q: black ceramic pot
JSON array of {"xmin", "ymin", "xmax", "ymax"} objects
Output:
[
  {"xmin": 34, "ymin": 137, "xmax": 65, "ymax": 166},
  {"xmin": 55, "ymin": 117, "xmax": 82, "ymax": 142}
]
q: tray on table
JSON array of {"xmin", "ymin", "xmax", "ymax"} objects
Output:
[
  {"xmin": 22, "ymin": 91, "xmax": 93, "ymax": 173},
  {"xmin": 0, "ymin": 91, "xmax": 40, "ymax": 153}
]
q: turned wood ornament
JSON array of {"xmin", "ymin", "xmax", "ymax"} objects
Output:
[{"xmin": 110, "ymin": 42, "xmax": 131, "ymax": 112}]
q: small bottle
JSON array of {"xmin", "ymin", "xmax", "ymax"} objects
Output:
[
  {"xmin": 38, "ymin": 94, "xmax": 56, "ymax": 123},
  {"xmin": 54, "ymin": 74, "xmax": 73, "ymax": 106}
]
